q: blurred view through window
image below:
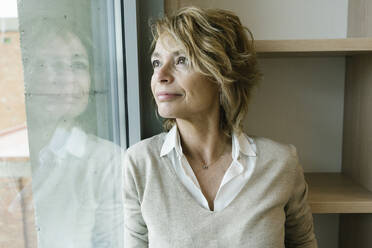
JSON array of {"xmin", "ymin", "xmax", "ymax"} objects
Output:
[{"xmin": 1, "ymin": 0, "xmax": 125, "ymax": 247}]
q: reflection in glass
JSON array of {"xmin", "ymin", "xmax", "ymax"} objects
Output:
[{"xmin": 12, "ymin": 20, "xmax": 123, "ymax": 248}]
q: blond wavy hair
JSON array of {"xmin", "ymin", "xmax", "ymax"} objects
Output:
[{"xmin": 150, "ymin": 6, "xmax": 262, "ymax": 136}]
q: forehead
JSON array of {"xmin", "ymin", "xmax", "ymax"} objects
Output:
[
  {"xmin": 153, "ymin": 33, "xmax": 185, "ymax": 55},
  {"xmin": 38, "ymin": 33, "xmax": 88, "ymax": 60}
]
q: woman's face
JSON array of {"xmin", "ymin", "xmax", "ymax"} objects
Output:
[
  {"xmin": 151, "ymin": 34, "xmax": 220, "ymax": 121},
  {"xmin": 30, "ymin": 32, "xmax": 91, "ymax": 121}
]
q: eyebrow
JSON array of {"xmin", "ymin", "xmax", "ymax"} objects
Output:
[
  {"xmin": 72, "ymin": 54, "xmax": 88, "ymax": 60},
  {"xmin": 151, "ymin": 50, "xmax": 184, "ymax": 60},
  {"xmin": 151, "ymin": 52, "xmax": 160, "ymax": 59}
]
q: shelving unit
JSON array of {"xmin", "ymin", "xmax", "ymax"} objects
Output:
[
  {"xmin": 305, "ymin": 173, "xmax": 372, "ymax": 214},
  {"xmin": 255, "ymin": 40, "xmax": 372, "ymax": 218},
  {"xmin": 254, "ymin": 37, "xmax": 372, "ymax": 217},
  {"xmin": 256, "ymin": 36, "xmax": 372, "ymax": 247},
  {"xmin": 255, "ymin": 38, "xmax": 372, "ymax": 57}
]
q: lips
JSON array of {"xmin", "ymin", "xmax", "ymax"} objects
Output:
[{"xmin": 156, "ymin": 91, "xmax": 182, "ymax": 101}]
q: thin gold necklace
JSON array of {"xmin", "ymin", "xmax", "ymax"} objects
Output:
[{"xmin": 200, "ymin": 144, "xmax": 228, "ymax": 170}]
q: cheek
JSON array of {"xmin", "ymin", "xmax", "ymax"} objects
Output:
[
  {"xmin": 150, "ymin": 78, "xmax": 156, "ymax": 97},
  {"xmin": 77, "ymin": 73, "xmax": 91, "ymax": 91},
  {"xmin": 183, "ymin": 79, "xmax": 209, "ymax": 100},
  {"xmin": 189, "ymin": 83, "xmax": 219, "ymax": 106}
]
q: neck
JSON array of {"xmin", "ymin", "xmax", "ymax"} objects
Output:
[
  {"xmin": 27, "ymin": 117, "xmax": 77, "ymax": 157},
  {"xmin": 176, "ymin": 114, "xmax": 231, "ymax": 165}
]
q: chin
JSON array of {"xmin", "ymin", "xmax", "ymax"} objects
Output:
[
  {"xmin": 158, "ymin": 112, "xmax": 174, "ymax": 119},
  {"xmin": 157, "ymin": 108, "xmax": 178, "ymax": 119}
]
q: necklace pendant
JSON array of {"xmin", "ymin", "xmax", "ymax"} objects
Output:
[{"xmin": 202, "ymin": 165, "xmax": 208, "ymax": 169}]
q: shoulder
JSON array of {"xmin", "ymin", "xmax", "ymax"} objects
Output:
[
  {"xmin": 249, "ymin": 135, "xmax": 303, "ymax": 194},
  {"xmin": 89, "ymin": 134, "xmax": 121, "ymax": 154},
  {"xmin": 251, "ymin": 135, "xmax": 295, "ymax": 154},
  {"xmin": 122, "ymin": 133, "xmax": 167, "ymax": 187},
  {"xmin": 250, "ymin": 134, "xmax": 299, "ymax": 168},
  {"xmin": 126, "ymin": 132, "xmax": 166, "ymax": 156},
  {"xmin": 123, "ymin": 132, "xmax": 167, "ymax": 166}
]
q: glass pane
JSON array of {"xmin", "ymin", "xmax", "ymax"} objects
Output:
[{"xmin": 0, "ymin": 0, "xmax": 125, "ymax": 247}]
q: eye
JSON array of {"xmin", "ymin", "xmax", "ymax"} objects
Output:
[
  {"xmin": 176, "ymin": 56, "xmax": 187, "ymax": 65},
  {"xmin": 71, "ymin": 61, "xmax": 89, "ymax": 71},
  {"xmin": 151, "ymin": 59, "xmax": 160, "ymax": 68}
]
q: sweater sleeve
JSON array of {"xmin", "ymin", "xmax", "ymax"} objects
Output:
[
  {"xmin": 284, "ymin": 145, "xmax": 318, "ymax": 248},
  {"xmin": 122, "ymin": 151, "xmax": 149, "ymax": 247}
]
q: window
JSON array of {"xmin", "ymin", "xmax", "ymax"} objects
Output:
[{"xmin": 1, "ymin": 0, "xmax": 132, "ymax": 247}]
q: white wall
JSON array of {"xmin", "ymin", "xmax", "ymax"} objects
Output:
[
  {"xmin": 179, "ymin": 0, "xmax": 349, "ymax": 39},
  {"xmin": 245, "ymin": 57, "xmax": 345, "ymax": 173}
]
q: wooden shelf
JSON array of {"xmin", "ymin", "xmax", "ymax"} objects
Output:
[
  {"xmin": 255, "ymin": 38, "xmax": 372, "ymax": 57},
  {"xmin": 305, "ymin": 173, "xmax": 372, "ymax": 214}
]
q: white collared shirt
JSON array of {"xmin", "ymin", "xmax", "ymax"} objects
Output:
[
  {"xmin": 46, "ymin": 126, "xmax": 87, "ymax": 159},
  {"xmin": 160, "ymin": 125, "xmax": 257, "ymax": 212}
]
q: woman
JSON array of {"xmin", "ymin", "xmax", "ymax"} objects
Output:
[{"xmin": 123, "ymin": 6, "xmax": 317, "ymax": 247}]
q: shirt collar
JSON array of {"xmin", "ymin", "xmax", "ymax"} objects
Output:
[
  {"xmin": 232, "ymin": 131, "xmax": 257, "ymax": 159},
  {"xmin": 47, "ymin": 126, "xmax": 88, "ymax": 159},
  {"xmin": 160, "ymin": 124, "xmax": 256, "ymax": 159},
  {"xmin": 160, "ymin": 124, "xmax": 182, "ymax": 157}
]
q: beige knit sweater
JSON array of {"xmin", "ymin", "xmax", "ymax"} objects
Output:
[{"xmin": 122, "ymin": 133, "xmax": 318, "ymax": 248}]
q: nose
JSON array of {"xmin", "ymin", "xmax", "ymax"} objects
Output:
[{"xmin": 156, "ymin": 62, "xmax": 174, "ymax": 84}]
